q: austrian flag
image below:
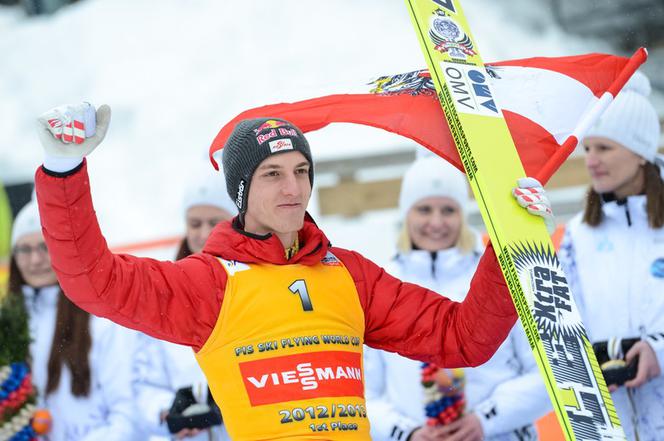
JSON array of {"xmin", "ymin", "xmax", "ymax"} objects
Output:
[{"xmin": 210, "ymin": 49, "xmax": 647, "ymax": 184}]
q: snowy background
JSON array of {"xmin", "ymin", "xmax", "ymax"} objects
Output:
[{"xmin": 0, "ymin": 0, "xmax": 650, "ymax": 266}]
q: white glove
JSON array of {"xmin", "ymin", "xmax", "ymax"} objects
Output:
[
  {"xmin": 512, "ymin": 177, "xmax": 556, "ymax": 234},
  {"xmin": 37, "ymin": 103, "xmax": 111, "ymax": 172}
]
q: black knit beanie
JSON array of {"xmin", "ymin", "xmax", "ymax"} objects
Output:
[{"xmin": 222, "ymin": 118, "xmax": 314, "ymax": 217}]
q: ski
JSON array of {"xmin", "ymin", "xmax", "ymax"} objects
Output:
[{"xmin": 405, "ymin": 1, "xmax": 627, "ymax": 439}]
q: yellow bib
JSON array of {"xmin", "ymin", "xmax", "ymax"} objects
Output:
[{"xmin": 196, "ymin": 251, "xmax": 369, "ymax": 440}]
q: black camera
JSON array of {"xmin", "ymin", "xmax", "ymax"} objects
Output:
[
  {"xmin": 165, "ymin": 386, "xmax": 222, "ymax": 434},
  {"xmin": 592, "ymin": 337, "xmax": 639, "ymax": 387}
]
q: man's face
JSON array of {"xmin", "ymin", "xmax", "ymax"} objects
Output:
[{"xmin": 243, "ymin": 151, "xmax": 312, "ymax": 236}]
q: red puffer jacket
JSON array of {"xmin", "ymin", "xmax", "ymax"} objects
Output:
[{"xmin": 35, "ymin": 161, "xmax": 516, "ymax": 366}]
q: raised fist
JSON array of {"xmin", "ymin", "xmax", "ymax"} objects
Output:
[{"xmin": 37, "ymin": 103, "xmax": 111, "ymax": 159}]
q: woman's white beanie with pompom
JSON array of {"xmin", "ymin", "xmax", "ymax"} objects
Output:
[
  {"xmin": 11, "ymin": 201, "xmax": 41, "ymax": 247},
  {"xmin": 398, "ymin": 151, "xmax": 469, "ymax": 219},
  {"xmin": 182, "ymin": 163, "xmax": 238, "ymax": 216},
  {"xmin": 584, "ymin": 71, "xmax": 661, "ymax": 163}
]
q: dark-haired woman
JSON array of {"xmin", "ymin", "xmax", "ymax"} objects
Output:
[
  {"xmin": 10, "ymin": 201, "xmax": 139, "ymax": 440},
  {"xmin": 133, "ymin": 170, "xmax": 235, "ymax": 440},
  {"xmin": 559, "ymin": 74, "xmax": 664, "ymax": 441}
]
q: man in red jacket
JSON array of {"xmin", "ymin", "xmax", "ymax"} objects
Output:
[{"xmin": 34, "ymin": 103, "xmax": 554, "ymax": 440}]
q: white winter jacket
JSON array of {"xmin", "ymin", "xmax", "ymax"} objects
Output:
[
  {"xmin": 24, "ymin": 285, "xmax": 140, "ymax": 441},
  {"xmin": 132, "ymin": 334, "xmax": 230, "ymax": 441},
  {"xmin": 559, "ymin": 195, "xmax": 664, "ymax": 441},
  {"xmin": 364, "ymin": 246, "xmax": 550, "ymax": 441}
]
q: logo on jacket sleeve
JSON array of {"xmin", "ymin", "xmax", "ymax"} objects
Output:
[
  {"xmin": 239, "ymin": 351, "xmax": 363, "ymax": 406},
  {"xmin": 651, "ymin": 258, "xmax": 664, "ymax": 279}
]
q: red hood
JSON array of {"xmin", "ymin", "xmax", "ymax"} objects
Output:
[{"xmin": 202, "ymin": 214, "xmax": 330, "ymax": 265}]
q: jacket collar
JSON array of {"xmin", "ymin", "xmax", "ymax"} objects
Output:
[
  {"xmin": 22, "ymin": 284, "xmax": 59, "ymax": 313},
  {"xmin": 601, "ymin": 194, "xmax": 647, "ymax": 226},
  {"xmin": 396, "ymin": 246, "xmax": 477, "ymax": 280},
  {"xmin": 201, "ymin": 212, "xmax": 330, "ymax": 265}
]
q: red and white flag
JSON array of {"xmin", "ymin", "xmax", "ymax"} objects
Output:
[{"xmin": 210, "ymin": 49, "xmax": 647, "ymax": 184}]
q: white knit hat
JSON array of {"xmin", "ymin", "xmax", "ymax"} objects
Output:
[
  {"xmin": 398, "ymin": 153, "xmax": 469, "ymax": 219},
  {"xmin": 182, "ymin": 165, "xmax": 238, "ymax": 216},
  {"xmin": 585, "ymin": 71, "xmax": 661, "ymax": 163},
  {"xmin": 11, "ymin": 200, "xmax": 41, "ymax": 247}
]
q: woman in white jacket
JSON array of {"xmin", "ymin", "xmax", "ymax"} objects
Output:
[
  {"xmin": 9, "ymin": 201, "xmax": 139, "ymax": 441},
  {"xmin": 364, "ymin": 156, "xmax": 550, "ymax": 441},
  {"xmin": 132, "ymin": 167, "xmax": 235, "ymax": 441},
  {"xmin": 559, "ymin": 73, "xmax": 664, "ymax": 441}
]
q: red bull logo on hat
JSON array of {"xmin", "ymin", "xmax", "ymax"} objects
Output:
[
  {"xmin": 256, "ymin": 129, "xmax": 278, "ymax": 145},
  {"xmin": 255, "ymin": 122, "xmax": 300, "ymax": 145},
  {"xmin": 253, "ymin": 119, "xmax": 287, "ymax": 135}
]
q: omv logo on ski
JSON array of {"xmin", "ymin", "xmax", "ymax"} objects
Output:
[
  {"xmin": 239, "ymin": 351, "xmax": 363, "ymax": 406},
  {"xmin": 441, "ymin": 62, "xmax": 499, "ymax": 117}
]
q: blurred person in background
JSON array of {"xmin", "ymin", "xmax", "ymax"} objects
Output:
[
  {"xmin": 9, "ymin": 200, "xmax": 140, "ymax": 440},
  {"xmin": 559, "ymin": 73, "xmax": 664, "ymax": 441},
  {"xmin": 364, "ymin": 156, "xmax": 550, "ymax": 441},
  {"xmin": 133, "ymin": 167, "xmax": 236, "ymax": 441}
]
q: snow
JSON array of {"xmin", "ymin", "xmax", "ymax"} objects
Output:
[{"xmin": 0, "ymin": 0, "xmax": 613, "ymax": 263}]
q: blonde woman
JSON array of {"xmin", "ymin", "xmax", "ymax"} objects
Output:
[{"xmin": 364, "ymin": 156, "xmax": 550, "ymax": 441}]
